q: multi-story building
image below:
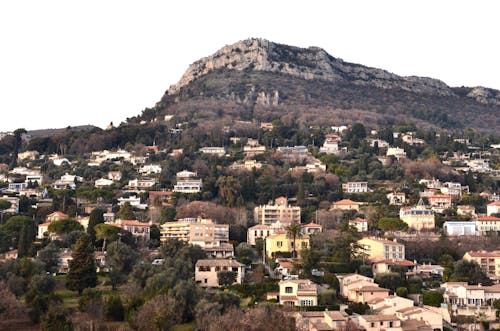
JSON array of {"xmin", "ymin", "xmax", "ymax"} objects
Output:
[
  {"xmin": 195, "ymin": 259, "xmax": 245, "ymax": 287},
  {"xmin": 357, "ymin": 237, "xmax": 405, "ymax": 261},
  {"xmin": 399, "ymin": 204, "xmax": 435, "ymax": 230},
  {"xmin": 160, "ymin": 218, "xmax": 229, "ymax": 248},
  {"xmin": 247, "ymin": 222, "xmax": 283, "ymax": 245},
  {"xmin": 349, "ymin": 217, "xmax": 368, "ymax": 232},
  {"xmin": 428, "ymin": 194, "xmax": 452, "ymax": 213},
  {"xmin": 173, "ymin": 170, "xmax": 202, "ymax": 194},
  {"xmin": 265, "ymin": 232, "xmax": 309, "ymax": 258},
  {"xmin": 254, "ymin": 197, "xmax": 300, "ymax": 225},
  {"xmin": 277, "ymin": 146, "xmax": 308, "ymax": 163},
  {"xmin": 107, "ymin": 219, "xmax": 152, "ymax": 241},
  {"xmin": 337, "ymin": 274, "xmax": 375, "ymax": 298},
  {"xmin": 463, "ymin": 250, "xmax": 500, "ymax": 282},
  {"xmin": 342, "ymin": 181, "xmax": 368, "ymax": 193},
  {"xmin": 442, "ymin": 282, "xmax": 500, "ymax": 307},
  {"xmin": 243, "ymin": 139, "xmax": 266, "ymax": 157},
  {"xmin": 474, "ymin": 216, "xmax": 500, "ymax": 235},
  {"xmin": 278, "ymin": 279, "xmax": 318, "ymax": 306}
]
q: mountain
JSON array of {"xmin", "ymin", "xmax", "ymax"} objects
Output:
[{"xmin": 151, "ymin": 38, "xmax": 499, "ymax": 132}]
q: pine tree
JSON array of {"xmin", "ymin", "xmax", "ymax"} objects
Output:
[{"xmin": 67, "ymin": 235, "xmax": 98, "ymax": 295}]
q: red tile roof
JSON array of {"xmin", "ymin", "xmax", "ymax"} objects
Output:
[
  {"xmin": 333, "ymin": 199, "xmax": 360, "ymax": 205},
  {"xmin": 476, "ymin": 216, "xmax": 500, "ymax": 221}
]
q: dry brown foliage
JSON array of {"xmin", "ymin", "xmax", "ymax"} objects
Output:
[{"xmin": 176, "ymin": 201, "xmax": 247, "ymax": 226}]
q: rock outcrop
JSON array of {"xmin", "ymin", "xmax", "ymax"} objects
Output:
[{"xmin": 167, "ymin": 38, "xmax": 457, "ymax": 98}]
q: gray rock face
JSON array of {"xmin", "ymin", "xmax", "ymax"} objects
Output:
[
  {"xmin": 167, "ymin": 38, "xmax": 455, "ymax": 97},
  {"xmin": 467, "ymin": 87, "xmax": 500, "ymax": 105}
]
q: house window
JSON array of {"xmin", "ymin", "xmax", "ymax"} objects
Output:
[
  {"xmin": 371, "ymin": 323, "xmax": 375, "ymax": 328},
  {"xmin": 285, "ymin": 286, "xmax": 293, "ymax": 294},
  {"xmin": 277, "ymin": 241, "xmax": 283, "ymax": 248},
  {"xmin": 299, "ymin": 300, "xmax": 313, "ymax": 306},
  {"xmin": 204, "ymin": 278, "xmax": 207, "ymax": 283}
]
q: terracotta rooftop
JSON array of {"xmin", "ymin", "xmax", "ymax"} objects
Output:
[
  {"xmin": 358, "ymin": 286, "xmax": 389, "ymax": 292},
  {"xmin": 333, "ymin": 199, "xmax": 360, "ymax": 205},
  {"xmin": 195, "ymin": 259, "xmax": 244, "ymax": 268},
  {"xmin": 361, "ymin": 314, "xmax": 399, "ymax": 322},
  {"xmin": 475, "ymin": 216, "xmax": 500, "ymax": 221},
  {"xmin": 465, "ymin": 250, "xmax": 500, "ymax": 258}
]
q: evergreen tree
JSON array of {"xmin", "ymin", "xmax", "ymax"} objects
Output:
[
  {"xmin": 17, "ymin": 222, "xmax": 36, "ymax": 257},
  {"xmin": 87, "ymin": 208, "xmax": 105, "ymax": 242},
  {"xmin": 66, "ymin": 235, "xmax": 97, "ymax": 295},
  {"xmin": 117, "ymin": 202, "xmax": 135, "ymax": 220}
]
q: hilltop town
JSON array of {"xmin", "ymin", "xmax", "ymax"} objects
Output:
[{"xmin": 0, "ymin": 119, "xmax": 499, "ymax": 330}]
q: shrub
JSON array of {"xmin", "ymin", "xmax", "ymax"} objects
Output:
[{"xmin": 105, "ymin": 295, "xmax": 125, "ymax": 321}]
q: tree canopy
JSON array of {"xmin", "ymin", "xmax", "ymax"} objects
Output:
[{"xmin": 66, "ymin": 235, "xmax": 98, "ymax": 295}]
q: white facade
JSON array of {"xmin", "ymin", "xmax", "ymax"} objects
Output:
[
  {"xmin": 443, "ymin": 221, "xmax": 476, "ymax": 236},
  {"xmin": 342, "ymin": 181, "xmax": 368, "ymax": 193}
]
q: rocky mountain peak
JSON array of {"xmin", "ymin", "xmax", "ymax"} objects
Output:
[{"xmin": 167, "ymin": 38, "xmax": 456, "ymax": 97}]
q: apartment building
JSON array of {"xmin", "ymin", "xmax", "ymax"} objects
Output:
[
  {"xmin": 160, "ymin": 218, "xmax": 229, "ymax": 248},
  {"xmin": 254, "ymin": 197, "xmax": 300, "ymax": 225},
  {"xmin": 357, "ymin": 237, "xmax": 405, "ymax": 261},
  {"xmin": 428, "ymin": 194, "xmax": 452, "ymax": 213},
  {"xmin": 474, "ymin": 216, "xmax": 500, "ymax": 235},
  {"xmin": 463, "ymin": 250, "xmax": 500, "ymax": 282},
  {"xmin": 173, "ymin": 170, "xmax": 202, "ymax": 194}
]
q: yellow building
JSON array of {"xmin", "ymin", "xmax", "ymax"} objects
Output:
[
  {"xmin": 399, "ymin": 205, "xmax": 435, "ymax": 230},
  {"xmin": 265, "ymin": 232, "xmax": 309, "ymax": 258},
  {"xmin": 357, "ymin": 237, "xmax": 405, "ymax": 261},
  {"xmin": 463, "ymin": 250, "xmax": 500, "ymax": 282}
]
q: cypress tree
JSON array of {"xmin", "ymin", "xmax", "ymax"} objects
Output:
[
  {"xmin": 67, "ymin": 235, "xmax": 98, "ymax": 295},
  {"xmin": 87, "ymin": 208, "xmax": 104, "ymax": 243},
  {"xmin": 17, "ymin": 224, "xmax": 28, "ymax": 257}
]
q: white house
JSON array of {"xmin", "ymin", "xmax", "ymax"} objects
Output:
[
  {"xmin": 139, "ymin": 164, "xmax": 162, "ymax": 175},
  {"xmin": 95, "ymin": 178, "xmax": 114, "ymax": 188},
  {"xmin": 443, "ymin": 221, "xmax": 476, "ymax": 236}
]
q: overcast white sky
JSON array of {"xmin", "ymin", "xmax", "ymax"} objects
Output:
[{"xmin": 1, "ymin": 0, "xmax": 499, "ymax": 132}]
